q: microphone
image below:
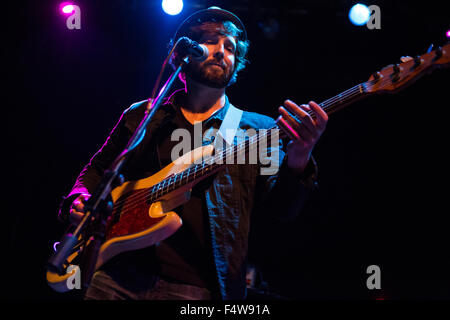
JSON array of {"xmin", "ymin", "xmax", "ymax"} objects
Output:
[{"xmin": 176, "ymin": 37, "xmax": 209, "ymax": 62}]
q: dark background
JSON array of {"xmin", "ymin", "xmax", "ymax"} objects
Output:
[{"xmin": 4, "ymin": 0, "xmax": 449, "ymax": 300}]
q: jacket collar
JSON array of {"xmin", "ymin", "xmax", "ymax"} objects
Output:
[{"xmin": 164, "ymin": 88, "xmax": 230, "ymax": 123}]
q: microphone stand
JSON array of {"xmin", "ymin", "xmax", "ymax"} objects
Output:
[{"xmin": 47, "ymin": 55, "xmax": 190, "ymax": 289}]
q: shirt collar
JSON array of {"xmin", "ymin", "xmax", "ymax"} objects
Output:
[{"xmin": 164, "ymin": 89, "xmax": 230, "ymax": 123}]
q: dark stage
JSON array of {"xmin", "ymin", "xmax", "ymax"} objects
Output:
[{"xmin": 5, "ymin": 0, "xmax": 450, "ymax": 301}]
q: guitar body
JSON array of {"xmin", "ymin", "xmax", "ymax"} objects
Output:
[
  {"xmin": 46, "ymin": 243, "xmax": 84, "ymax": 292},
  {"xmin": 47, "ymin": 144, "xmax": 216, "ymax": 292},
  {"xmin": 96, "ymin": 144, "xmax": 215, "ymax": 270}
]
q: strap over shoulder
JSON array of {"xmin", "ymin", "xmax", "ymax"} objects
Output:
[{"xmin": 216, "ymin": 103, "xmax": 243, "ymax": 146}]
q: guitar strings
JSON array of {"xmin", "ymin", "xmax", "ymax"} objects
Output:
[
  {"xmin": 110, "ymin": 82, "xmax": 367, "ymax": 214},
  {"xmin": 110, "ymin": 81, "xmax": 372, "ymax": 215},
  {"xmin": 113, "ymin": 129, "xmax": 268, "ymax": 215},
  {"xmin": 109, "ymin": 77, "xmax": 386, "ymax": 217},
  {"xmin": 111, "ymin": 110, "xmax": 271, "ymax": 211},
  {"xmin": 114, "ymin": 126, "xmax": 272, "ymax": 215}
]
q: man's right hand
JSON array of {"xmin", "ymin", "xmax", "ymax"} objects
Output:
[{"xmin": 69, "ymin": 193, "xmax": 91, "ymax": 225}]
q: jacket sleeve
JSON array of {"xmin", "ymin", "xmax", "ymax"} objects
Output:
[
  {"xmin": 58, "ymin": 105, "xmax": 137, "ymax": 222},
  {"xmin": 255, "ymin": 130, "xmax": 319, "ymax": 222}
]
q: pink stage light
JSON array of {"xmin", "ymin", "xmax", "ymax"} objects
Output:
[
  {"xmin": 61, "ymin": 3, "xmax": 75, "ymax": 14},
  {"xmin": 446, "ymin": 30, "xmax": 450, "ymax": 38}
]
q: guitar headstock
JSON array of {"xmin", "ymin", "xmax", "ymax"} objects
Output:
[{"xmin": 365, "ymin": 43, "xmax": 450, "ymax": 94}]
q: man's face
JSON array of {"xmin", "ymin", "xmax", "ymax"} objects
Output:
[{"xmin": 184, "ymin": 26, "xmax": 237, "ymax": 89}]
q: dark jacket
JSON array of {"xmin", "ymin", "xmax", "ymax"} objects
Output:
[{"xmin": 59, "ymin": 91, "xmax": 318, "ymax": 300}]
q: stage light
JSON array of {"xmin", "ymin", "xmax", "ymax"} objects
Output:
[
  {"xmin": 446, "ymin": 30, "xmax": 450, "ymax": 38},
  {"xmin": 349, "ymin": 3, "xmax": 370, "ymax": 26},
  {"xmin": 61, "ymin": 2, "xmax": 75, "ymax": 14},
  {"xmin": 162, "ymin": 0, "xmax": 183, "ymax": 16},
  {"xmin": 59, "ymin": 2, "xmax": 81, "ymax": 29}
]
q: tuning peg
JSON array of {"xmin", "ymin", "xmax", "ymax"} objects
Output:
[
  {"xmin": 401, "ymin": 55, "xmax": 422, "ymax": 68},
  {"xmin": 391, "ymin": 64, "xmax": 401, "ymax": 82},
  {"xmin": 400, "ymin": 56, "xmax": 413, "ymax": 63},
  {"xmin": 413, "ymin": 55, "xmax": 421, "ymax": 67},
  {"xmin": 433, "ymin": 46, "xmax": 443, "ymax": 60},
  {"xmin": 371, "ymin": 71, "xmax": 382, "ymax": 81},
  {"xmin": 392, "ymin": 64, "xmax": 400, "ymax": 73}
]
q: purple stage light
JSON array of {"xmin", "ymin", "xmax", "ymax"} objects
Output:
[{"xmin": 61, "ymin": 2, "xmax": 75, "ymax": 14}]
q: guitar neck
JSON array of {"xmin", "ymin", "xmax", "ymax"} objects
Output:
[
  {"xmin": 314, "ymin": 82, "xmax": 369, "ymax": 118},
  {"xmin": 121, "ymin": 43, "xmax": 450, "ymax": 209},
  {"xmin": 147, "ymin": 79, "xmax": 385, "ymax": 202}
]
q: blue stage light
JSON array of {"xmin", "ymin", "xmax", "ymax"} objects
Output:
[
  {"xmin": 349, "ymin": 3, "xmax": 370, "ymax": 26},
  {"xmin": 162, "ymin": 0, "xmax": 183, "ymax": 16}
]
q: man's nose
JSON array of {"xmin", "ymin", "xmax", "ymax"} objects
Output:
[{"xmin": 213, "ymin": 43, "xmax": 225, "ymax": 60}]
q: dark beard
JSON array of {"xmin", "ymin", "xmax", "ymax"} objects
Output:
[{"xmin": 184, "ymin": 60, "xmax": 235, "ymax": 89}]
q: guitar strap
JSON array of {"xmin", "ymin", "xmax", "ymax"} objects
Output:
[
  {"xmin": 154, "ymin": 99, "xmax": 243, "ymax": 168},
  {"xmin": 214, "ymin": 103, "xmax": 243, "ymax": 149}
]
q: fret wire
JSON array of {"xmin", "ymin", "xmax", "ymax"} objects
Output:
[
  {"xmin": 325, "ymin": 84, "xmax": 362, "ymax": 105},
  {"xmin": 320, "ymin": 83, "xmax": 366, "ymax": 113},
  {"xmin": 150, "ymin": 185, "xmax": 156, "ymax": 202},
  {"xmin": 152, "ymin": 183, "xmax": 158, "ymax": 201},
  {"xmin": 157, "ymin": 181, "xmax": 162, "ymax": 199},
  {"xmin": 160, "ymin": 179, "xmax": 165, "ymax": 195},
  {"xmin": 166, "ymin": 176, "xmax": 171, "ymax": 194},
  {"xmin": 321, "ymin": 85, "xmax": 359, "ymax": 109},
  {"xmin": 153, "ymin": 183, "xmax": 158, "ymax": 199}
]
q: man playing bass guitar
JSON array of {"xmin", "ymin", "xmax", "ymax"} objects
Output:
[{"xmin": 59, "ymin": 7, "xmax": 328, "ymax": 300}]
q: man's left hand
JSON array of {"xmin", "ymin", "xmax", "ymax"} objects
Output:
[{"xmin": 278, "ymin": 100, "xmax": 328, "ymax": 173}]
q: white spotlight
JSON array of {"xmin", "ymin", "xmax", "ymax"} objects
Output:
[
  {"xmin": 349, "ymin": 3, "xmax": 370, "ymax": 26},
  {"xmin": 162, "ymin": 0, "xmax": 183, "ymax": 16}
]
